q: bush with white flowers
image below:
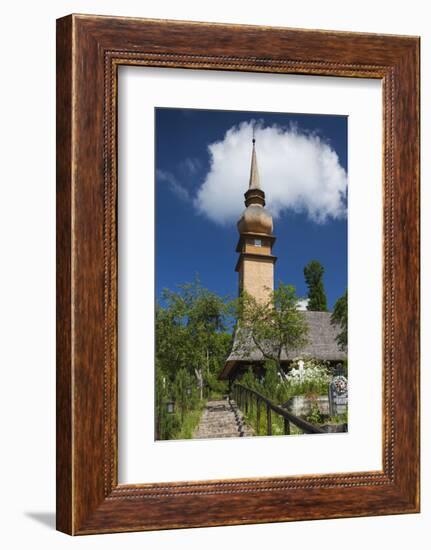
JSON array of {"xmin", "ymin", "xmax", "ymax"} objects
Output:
[
  {"xmin": 285, "ymin": 359, "xmax": 331, "ymax": 396},
  {"xmin": 239, "ymin": 359, "xmax": 338, "ymax": 404}
]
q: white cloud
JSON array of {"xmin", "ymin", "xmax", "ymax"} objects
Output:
[{"xmin": 193, "ymin": 121, "xmax": 347, "ymax": 225}]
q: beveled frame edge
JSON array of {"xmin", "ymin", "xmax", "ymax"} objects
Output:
[{"xmin": 56, "ymin": 14, "xmax": 420, "ymax": 535}]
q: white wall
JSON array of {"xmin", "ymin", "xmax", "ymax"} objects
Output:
[{"xmin": 0, "ymin": 1, "xmax": 428, "ymax": 548}]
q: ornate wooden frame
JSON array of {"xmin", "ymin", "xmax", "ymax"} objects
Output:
[{"xmin": 56, "ymin": 14, "xmax": 420, "ymax": 535}]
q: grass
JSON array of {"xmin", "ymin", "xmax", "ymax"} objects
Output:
[
  {"xmin": 326, "ymin": 412, "xmax": 348, "ymax": 425},
  {"xmin": 242, "ymin": 398, "xmax": 348, "ymax": 437},
  {"xmin": 172, "ymin": 400, "xmax": 207, "ymax": 440},
  {"xmin": 242, "ymin": 401, "xmax": 302, "ymax": 437}
]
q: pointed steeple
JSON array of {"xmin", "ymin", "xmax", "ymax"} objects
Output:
[
  {"xmin": 248, "ymin": 137, "xmax": 261, "ymax": 190},
  {"xmin": 244, "ymin": 135, "xmax": 266, "ymax": 208},
  {"xmin": 234, "ymin": 131, "xmax": 276, "ymax": 307}
]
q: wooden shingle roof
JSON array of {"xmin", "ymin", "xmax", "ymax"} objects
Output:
[{"xmin": 219, "ymin": 311, "xmax": 346, "ymax": 379}]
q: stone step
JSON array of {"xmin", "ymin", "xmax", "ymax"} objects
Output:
[{"xmin": 193, "ymin": 399, "xmax": 254, "ymax": 439}]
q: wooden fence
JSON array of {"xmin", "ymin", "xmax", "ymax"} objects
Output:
[{"xmin": 232, "ymin": 383, "xmax": 325, "ymax": 435}]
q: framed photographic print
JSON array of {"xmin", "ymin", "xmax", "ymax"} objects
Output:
[{"xmin": 56, "ymin": 14, "xmax": 420, "ymax": 535}]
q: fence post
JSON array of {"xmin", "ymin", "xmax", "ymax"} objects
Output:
[
  {"xmin": 267, "ymin": 403, "xmax": 272, "ymax": 436},
  {"xmin": 284, "ymin": 418, "xmax": 290, "ymax": 435},
  {"xmin": 256, "ymin": 398, "xmax": 261, "ymax": 434}
]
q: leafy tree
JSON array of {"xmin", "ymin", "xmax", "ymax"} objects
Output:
[
  {"xmin": 203, "ymin": 331, "xmax": 232, "ymax": 398},
  {"xmin": 154, "ymin": 278, "xmax": 232, "ymax": 438},
  {"xmin": 260, "ymin": 360, "xmax": 280, "ymax": 399},
  {"xmin": 173, "ymin": 368, "xmax": 195, "ymax": 422},
  {"xmin": 156, "ymin": 278, "xmax": 232, "ymax": 395},
  {"xmin": 304, "ymin": 260, "xmax": 328, "ymax": 311},
  {"xmin": 331, "ymin": 290, "xmax": 348, "ymax": 351},
  {"xmin": 235, "ymin": 283, "xmax": 309, "ymax": 381},
  {"xmin": 241, "ymin": 360, "xmax": 281, "ymax": 398}
]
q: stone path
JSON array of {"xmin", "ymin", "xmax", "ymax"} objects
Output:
[{"xmin": 193, "ymin": 398, "xmax": 254, "ymax": 439}]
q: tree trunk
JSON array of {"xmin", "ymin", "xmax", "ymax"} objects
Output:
[
  {"xmin": 276, "ymin": 352, "xmax": 288, "ymax": 383},
  {"xmin": 194, "ymin": 368, "xmax": 204, "ymax": 400}
]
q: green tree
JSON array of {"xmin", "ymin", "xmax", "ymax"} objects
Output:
[
  {"xmin": 173, "ymin": 368, "xmax": 195, "ymax": 422},
  {"xmin": 155, "ymin": 278, "xmax": 232, "ymax": 438},
  {"xmin": 260, "ymin": 360, "xmax": 280, "ymax": 399},
  {"xmin": 235, "ymin": 283, "xmax": 309, "ymax": 381},
  {"xmin": 156, "ymin": 279, "xmax": 231, "ymax": 386},
  {"xmin": 331, "ymin": 290, "xmax": 348, "ymax": 351},
  {"xmin": 203, "ymin": 331, "xmax": 232, "ymax": 398},
  {"xmin": 304, "ymin": 260, "xmax": 328, "ymax": 311}
]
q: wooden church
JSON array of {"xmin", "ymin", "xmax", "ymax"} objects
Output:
[{"xmin": 219, "ymin": 137, "xmax": 346, "ymax": 382}]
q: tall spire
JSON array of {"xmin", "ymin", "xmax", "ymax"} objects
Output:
[
  {"xmin": 244, "ymin": 134, "xmax": 265, "ymax": 208},
  {"xmin": 249, "ymin": 131, "xmax": 261, "ymax": 190},
  {"xmin": 234, "ymin": 128, "xmax": 276, "ymax": 309}
]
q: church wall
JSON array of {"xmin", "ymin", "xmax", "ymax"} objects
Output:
[{"xmin": 242, "ymin": 257, "xmax": 274, "ymax": 303}]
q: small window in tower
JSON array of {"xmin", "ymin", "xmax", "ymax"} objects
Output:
[{"xmin": 254, "ymin": 238, "xmax": 262, "ymax": 247}]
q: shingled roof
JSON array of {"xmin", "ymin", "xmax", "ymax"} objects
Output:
[{"xmin": 219, "ymin": 311, "xmax": 346, "ymax": 379}]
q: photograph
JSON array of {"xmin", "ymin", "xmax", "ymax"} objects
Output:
[
  {"xmin": 155, "ymin": 107, "xmax": 348, "ymax": 440},
  {"xmin": 0, "ymin": 0, "xmax": 424, "ymax": 545}
]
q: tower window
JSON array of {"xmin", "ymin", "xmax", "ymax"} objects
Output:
[{"xmin": 254, "ymin": 238, "xmax": 262, "ymax": 247}]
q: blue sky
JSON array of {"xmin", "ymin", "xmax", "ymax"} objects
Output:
[{"xmin": 155, "ymin": 107, "xmax": 347, "ymax": 310}]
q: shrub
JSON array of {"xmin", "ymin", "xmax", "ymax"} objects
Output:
[
  {"xmin": 237, "ymin": 359, "xmax": 332, "ymax": 409},
  {"xmin": 286, "ymin": 359, "xmax": 331, "ymax": 397}
]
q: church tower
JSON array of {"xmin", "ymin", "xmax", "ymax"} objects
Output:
[
  {"xmin": 219, "ymin": 135, "xmax": 346, "ymax": 382},
  {"xmin": 235, "ymin": 137, "xmax": 276, "ymax": 303}
]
